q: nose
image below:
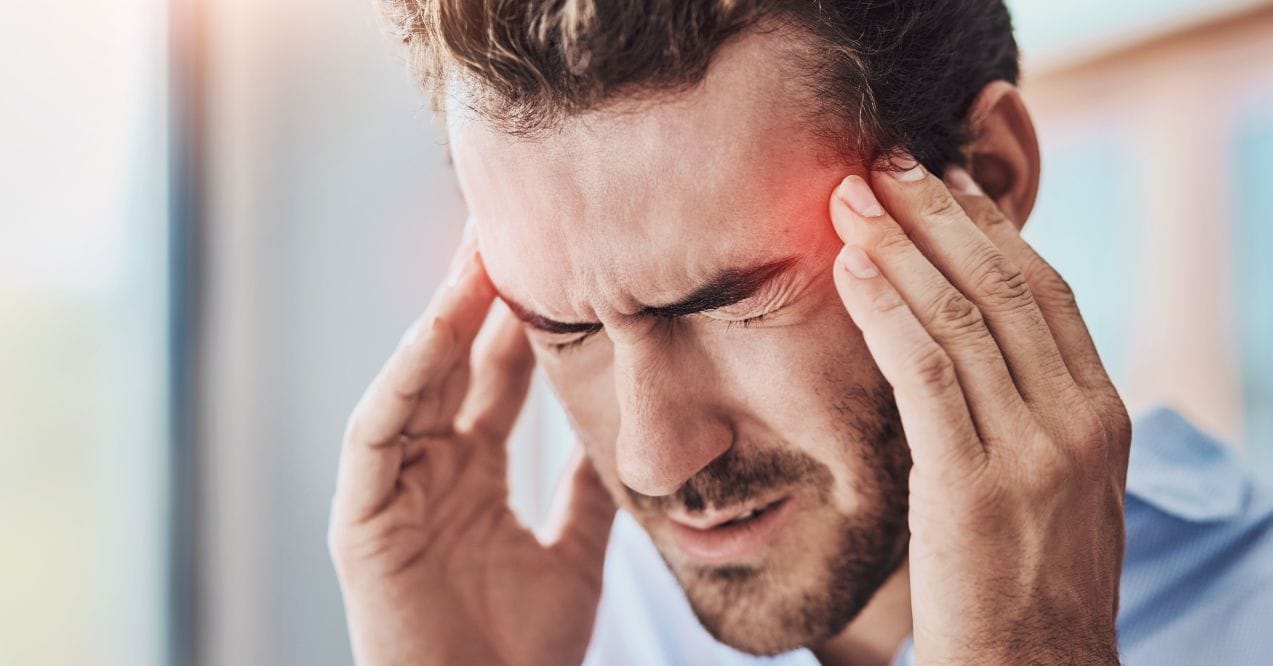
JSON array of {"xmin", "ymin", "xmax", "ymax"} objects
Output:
[{"xmin": 611, "ymin": 337, "xmax": 732, "ymax": 497}]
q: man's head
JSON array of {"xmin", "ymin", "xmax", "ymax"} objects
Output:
[{"xmin": 382, "ymin": 0, "xmax": 1039, "ymax": 655}]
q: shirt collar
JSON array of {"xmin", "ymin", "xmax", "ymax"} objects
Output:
[{"xmin": 1124, "ymin": 405, "xmax": 1249, "ymax": 522}]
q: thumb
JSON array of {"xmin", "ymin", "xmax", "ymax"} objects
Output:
[{"xmin": 542, "ymin": 444, "xmax": 617, "ymax": 568}]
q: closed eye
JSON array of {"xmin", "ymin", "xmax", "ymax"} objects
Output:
[
  {"xmin": 543, "ymin": 306, "xmax": 776, "ymax": 352},
  {"xmin": 535, "ymin": 321, "xmax": 603, "ymax": 353},
  {"xmin": 726, "ymin": 313, "xmax": 769, "ymax": 329},
  {"xmin": 703, "ymin": 286, "xmax": 787, "ymax": 328},
  {"xmin": 546, "ymin": 331, "xmax": 597, "ymax": 353}
]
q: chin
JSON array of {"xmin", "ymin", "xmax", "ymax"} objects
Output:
[
  {"xmin": 664, "ymin": 517, "xmax": 909, "ymax": 657},
  {"xmin": 688, "ymin": 579, "xmax": 849, "ymax": 655}
]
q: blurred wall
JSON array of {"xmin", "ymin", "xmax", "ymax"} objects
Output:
[
  {"xmin": 195, "ymin": 1, "xmax": 460, "ymax": 663},
  {"xmin": 1019, "ymin": 1, "xmax": 1273, "ymax": 471},
  {"xmin": 0, "ymin": 1, "xmax": 170, "ymax": 664},
  {"xmin": 195, "ymin": 0, "xmax": 580, "ymax": 663}
]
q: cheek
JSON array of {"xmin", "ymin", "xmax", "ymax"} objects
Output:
[
  {"xmin": 536, "ymin": 342, "xmax": 615, "ymax": 428},
  {"xmin": 714, "ymin": 285, "xmax": 874, "ymax": 427},
  {"xmin": 805, "ymin": 311, "xmax": 895, "ymax": 511},
  {"xmin": 536, "ymin": 344, "xmax": 626, "ymax": 494},
  {"xmin": 532, "ymin": 291, "xmax": 893, "ymax": 512},
  {"xmin": 714, "ymin": 296, "xmax": 890, "ymax": 509}
]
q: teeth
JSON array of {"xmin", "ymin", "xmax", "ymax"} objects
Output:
[
  {"xmin": 700, "ymin": 499, "xmax": 783, "ymax": 528},
  {"xmin": 723, "ymin": 505, "xmax": 766, "ymax": 526}
]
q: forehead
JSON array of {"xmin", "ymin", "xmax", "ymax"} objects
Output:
[{"xmin": 446, "ymin": 30, "xmax": 849, "ymax": 321}]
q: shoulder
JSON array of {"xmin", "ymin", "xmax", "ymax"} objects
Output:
[{"xmin": 1118, "ymin": 406, "xmax": 1273, "ymax": 665}]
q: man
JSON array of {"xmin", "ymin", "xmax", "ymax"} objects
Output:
[{"xmin": 328, "ymin": 2, "xmax": 1273, "ymax": 664}]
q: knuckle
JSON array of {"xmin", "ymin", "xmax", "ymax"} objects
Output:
[
  {"xmin": 907, "ymin": 343, "xmax": 959, "ymax": 392},
  {"xmin": 1083, "ymin": 405, "xmax": 1111, "ymax": 443},
  {"xmin": 1109, "ymin": 399, "xmax": 1133, "ymax": 444},
  {"xmin": 327, "ymin": 523, "xmax": 352, "ymax": 565},
  {"xmin": 1092, "ymin": 390, "xmax": 1133, "ymax": 455},
  {"xmin": 342, "ymin": 412, "xmax": 367, "ymax": 447},
  {"xmin": 970, "ymin": 251, "xmax": 1033, "ymax": 310},
  {"xmin": 921, "ymin": 190, "xmax": 964, "ymax": 222},
  {"xmin": 872, "ymin": 227, "xmax": 917, "ymax": 257},
  {"xmin": 970, "ymin": 199, "xmax": 1016, "ymax": 234},
  {"xmin": 868, "ymin": 288, "xmax": 911, "ymax": 318},
  {"xmin": 1032, "ymin": 450, "xmax": 1079, "ymax": 498},
  {"xmin": 927, "ymin": 289, "xmax": 985, "ymax": 336},
  {"xmin": 1060, "ymin": 402, "xmax": 1107, "ymax": 450},
  {"xmin": 1030, "ymin": 263, "xmax": 1080, "ymax": 312},
  {"xmin": 343, "ymin": 404, "xmax": 388, "ymax": 448}
]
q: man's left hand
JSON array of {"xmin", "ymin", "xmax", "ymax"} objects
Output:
[{"xmin": 828, "ymin": 159, "xmax": 1132, "ymax": 664}]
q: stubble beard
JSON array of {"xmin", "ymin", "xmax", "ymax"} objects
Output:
[{"xmin": 630, "ymin": 384, "xmax": 911, "ymax": 655}]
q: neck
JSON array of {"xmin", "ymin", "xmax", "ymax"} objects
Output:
[{"xmin": 810, "ymin": 558, "xmax": 912, "ymax": 666}]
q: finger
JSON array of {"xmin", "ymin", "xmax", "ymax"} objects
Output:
[
  {"xmin": 831, "ymin": 243, "xmax": 986, "ymax": 477},
  {"xmin": 349, "ymin": 236, "xmax": 494, "ymax": 448},
  {"xmin": 454, "ymin": 301, "xmax": 536, "ymax": 443},
  {"xmin": 942, "ymin": 169, "xmax": 1114, "ymax": 397},
  {"xmin": 868, "ymin": 159, "xmax": 1079, "ymax": 408},
  {"xmin": 403, "ymin": 348, "xmax": 470, "ymax": 437},
  {"xmin": 543, "ymin": 444, "xmax": 617, "ymax": 575},
  {"xmin": 945, "ymin": 175, "xmax": 1130, "ymax": 464},
  {"xmin": 335, "ymin": 246, "xmax": 497, "ymax": 521},
  {"xmin": 402, "ymin": 223, "xmax": 489, "ymax": 436},
  {"xmin": 831, "ymin": 174, "xmax": 1029, "ymax": 438}
]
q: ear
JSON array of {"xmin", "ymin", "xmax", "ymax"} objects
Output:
[{"xmin": 962, "ymin": 81, "xmax": 1041, "ymax": 227}]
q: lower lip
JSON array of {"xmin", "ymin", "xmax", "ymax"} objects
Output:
[{"xmin": 668, "ymin": 498, "xmax": 795, "ymax": 565}]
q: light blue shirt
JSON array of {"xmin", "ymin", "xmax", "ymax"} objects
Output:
[{"xmin": 584, "ymin": 407, "xmax": 1273, "ymax": 665}]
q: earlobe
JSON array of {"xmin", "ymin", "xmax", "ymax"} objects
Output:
[{"xmin": 963, "ymin": 81, "xmax": 1041, "ymax": 227}]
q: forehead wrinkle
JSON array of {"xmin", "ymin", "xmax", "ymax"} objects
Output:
[{"xmin": 455, "ymin": 29, "xmax": 851, "ymax": 330}]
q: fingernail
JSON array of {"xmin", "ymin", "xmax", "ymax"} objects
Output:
[
  {"xmin": 887, "ymin": 153, "xmax": 925, "ymax": 182},
  {"xmin": 835, "ymin": 175, "xmax": 885, "ymax": 218},
  {"xmin": 837, "ymin": 245, "xmax": 879, "ymax": 279},
  {"xmin": 944, "ymin": 166, "xmax": 984, "ymax": 195}
]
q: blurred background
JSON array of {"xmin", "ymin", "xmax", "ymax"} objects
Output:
[{"xmin": 2, "ymin": 0, "xmax": 1271, "ymax": 664}]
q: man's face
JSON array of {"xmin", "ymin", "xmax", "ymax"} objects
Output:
[{"xmin": 449, "ymin": 32, "xmax": 911, "ymax": 655}]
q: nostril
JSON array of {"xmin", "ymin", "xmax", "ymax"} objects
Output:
[
  {"xmin": 610, "ymin": 346, "xmax": 734, "ymax": 498},
  {"xmin": 615, "ymin": 453, "xmax": 684, "ymax": 498},
  {"xmin": 613, "ymin": 412, "xmax": 735, "ymax": 497}
]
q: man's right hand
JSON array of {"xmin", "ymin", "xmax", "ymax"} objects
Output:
[{"xmin": 328, "ymin": 235, "xmax": 617, "ymax": 666}]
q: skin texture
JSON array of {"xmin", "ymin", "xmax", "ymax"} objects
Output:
[
  {"xmin": 329, "ymin": 28, "xmax": 1130, "ymax": 666},
  {"xmin": 448, "ymin": 31, "xmax": 915, "ymax": 656}
]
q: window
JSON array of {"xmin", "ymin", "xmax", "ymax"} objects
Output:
[{"xmin": 0, "ymin": 1, "xmax": 171, "ymax": 664}]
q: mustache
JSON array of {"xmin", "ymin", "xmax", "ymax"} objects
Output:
[{"xmin": 626, "ymin": 446, "xmax": 829, "ymax": 513}]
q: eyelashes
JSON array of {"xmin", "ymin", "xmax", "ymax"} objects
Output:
[
  {"xmin": 726, "ymin": 313, "xmax": 768, "ymax": 329},
  {"xmin": 545, "ymin": 312, "xmax": 772, "ymax": 354},
  {"xmin": 548, "ymin": 335, "xmax": 593, "ymax": 353}
]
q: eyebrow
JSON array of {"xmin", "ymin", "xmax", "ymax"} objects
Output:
[{"xmin": 500, "ymin": 256, "xmax": 800, "ymax": 334}]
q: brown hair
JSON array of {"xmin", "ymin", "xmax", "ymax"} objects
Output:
[{"xmin": 379, "ymin": 0, "xmax": 1019, "ymax": 172}]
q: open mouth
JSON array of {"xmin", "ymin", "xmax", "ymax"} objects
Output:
[
  {"xmin": 717, "ymin": 498, "xmax": 784, "ymax": 526},
  {"xmin": 666, "ymin": 496, "xmax": 795, "ymax": 564},
  {"xmin": 667, "ymin": 493, "xmax": 789, "ymax": 530}
]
